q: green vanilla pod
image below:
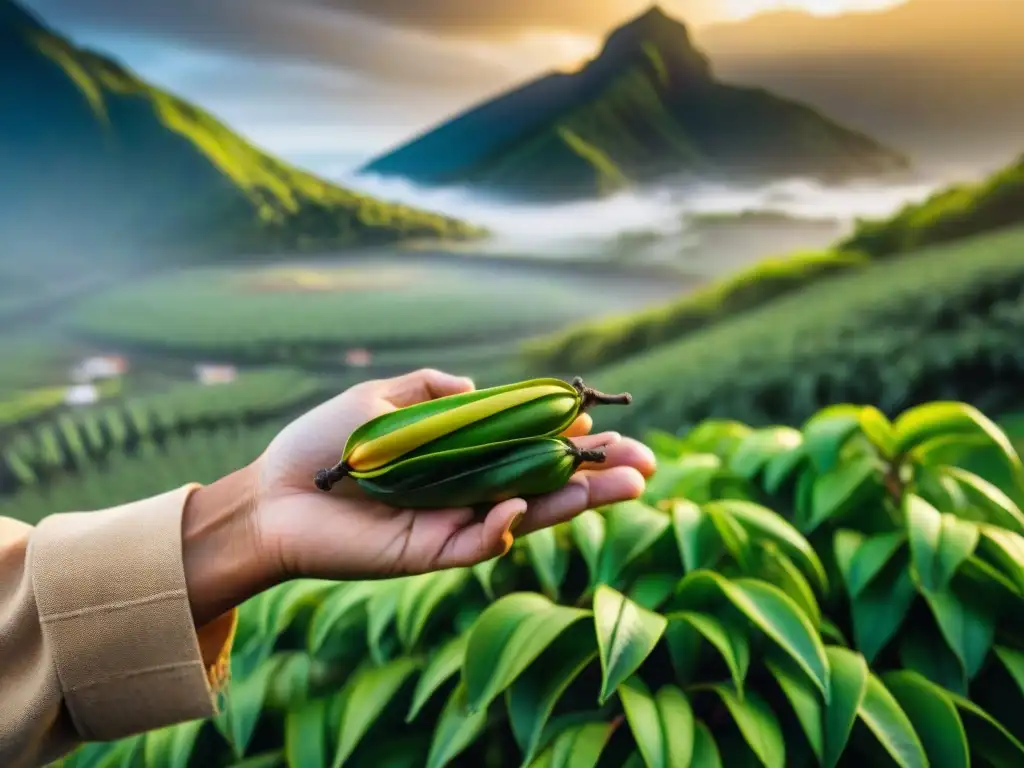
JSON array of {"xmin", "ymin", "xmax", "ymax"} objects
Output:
[
  {"xmin": 340, "ymin": 436, "xmax": 606, "ymax": 509},
  {"xmin": 315, "ymin": 376, "xmax": 630, "ymax": 491}
]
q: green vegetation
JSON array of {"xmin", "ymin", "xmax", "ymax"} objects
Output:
[
  {"xmin": 1, "ymin": 423, "xmax": 280, "ymax": 526},
  {"xmin": 51, "ymin": 400, "xmax": 1024, "ymax": 767},
  {"xmin": 590, "ymin": 227, "xmax": 1024, "ymax": 436},
  {"xmin": 0, "ymin": 0, "xmax": 482, "ymax": 268},
  {"xmin": 528, "ymin": 152, "xmax": 1024, "ymax": 372},
  {"xmin": 361, "ymin": 6, "xmax": 905, "ymax": 201},
  {"xmin": 0, "ymin": 378, "xmax": 121, "ymax": 431},
  {"xmin": 64, "ymin": 264, "xmax": 610, "ymax": 363},
  {"xmin": 0, "ymin": 368, "xmax": 327, "ymax": 495}
]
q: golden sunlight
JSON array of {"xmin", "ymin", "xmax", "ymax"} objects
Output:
[{"xmin": 721, "ymin": 0, "xmax": 906, "ymax": 19}]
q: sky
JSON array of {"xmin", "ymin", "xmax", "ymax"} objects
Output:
[{"xmin": 21, "ymin": 0, "xmax": 911, "ymax": 171}]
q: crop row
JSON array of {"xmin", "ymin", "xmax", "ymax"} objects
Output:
[
  {"xmin": 592, "ymin": 226, "xmax": 1024, "ymax": 435},
  {"xmin": 0, "ymin": 369, "xmax": 327, "ymax": 495}
]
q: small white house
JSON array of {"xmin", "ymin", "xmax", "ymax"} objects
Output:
[
  {"xmin": 71, "ymin": 355, "xmax": 128, "ymax": 383},
  {"xmin": 64, "ymin": 383, "xmax": 100, "ymax": 406},
  {"xmin": 195, "ymin": 364, "xmax": 238, "ymax": 385},
  {"xmin": 345, "ymin": 348, "xmax": 372, "ymax": 368}
]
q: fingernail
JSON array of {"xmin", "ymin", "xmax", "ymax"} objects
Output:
[{"xmin": 508, "ymin": 511, "xmax": 525, "ymax": 533}]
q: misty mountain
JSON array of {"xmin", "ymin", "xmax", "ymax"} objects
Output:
[
  {"xmin": 361, "ymin": 5, "xmax": 908, "ymax": 202},
  {"xmin": 0, "ymin": 0, "xmax": 479, "ymax": 269},
  {"xmin": 695, "ymin": 0, "xmax": 1024, "ymax": 174}
]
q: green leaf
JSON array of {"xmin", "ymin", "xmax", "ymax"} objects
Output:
[
  {"xmin": 307, "ymin": 583, "xmax": 374, "ymax": 655},
  {"xmin": 285, "ymin": 697, "xmax": 328, "ymax": 768},
  {"xmin": 884, "ymin": 671, "xmax": 970, "ymax": 768},
  {"xmin": 860, "ymin": 406, "xmax": 897, "ymax": 458},
  {"xmin": 802, "ymin": 407, "xmax": 865, "ymax": 472},
  {"xmin": 220, "ymin": 655, "xmax": 285, "ymax": 757},
  {"xmin": 894, "ymin": 401, "xmax": 1023, "ymax": 484},
  {"xmin": 808, "ymin": 454, "xmax": 882, "ymax": 533},
  {"xmin": 751, "ymin": 544, "xmax": 822, "ymax": 629},
  {"xmin": 535, "ymin": 720, "xmax": 618, "ymax": 768},
  {"xmin": 366, "ymin": 578, "xmax": 407, "ymax": 664},
  {"xmin": 396, "ymin": 570, "xmax": 469, "ymax": 651},
  {"xmin": 921, "ymin": 588, "xmax": 995, "ymax": 679},
  {"xmin": 507, "ymin": 622, "xmax": 598, "ymax": 766},
  {"xmin": 666, "ymin": 611, "xmax": 749, "ymax": 695},
  {"xmin": 690, "ymin": 722, "xmax": 723, "ymax": 768},
  {"xmin": 834, "ymin": 530, "xmax": 906, "ymax": 598},
  {"xmin": 858, "ymin": 673, "xmax": 928, "ymax": 768},
  {"xmin": 976, "ymin": 525, "xmax": 1024, "ymax": 592},
  {"xmin": 905, "ymin": 494, "xmax": 979, "ymax": 592},
  {"xmin": 569, "ymin": 510, "xmax": 605, "ymax": 585},
  {"xmin": 948, "ymin": 688, "xmax": 1024, "ymax": 765},
  {"xmin": 763, "ymin": 443, "xmax": 807, "ymax": 495},
  {"xmin": 704, "ymin": 503, "xmax": 753, "ymax": 569},
  {"xmin": 247, "ymin": 581, "xmax": 335, "ymax": 670},
  {"xmin": 407, "ymin": 634, "xmax": 467, "ymax": 722},
  {"xmin": 942, "ymin": 466, "xmax": 1024, "ymax": 533},
  {"xmin": 672, "ymin": 500, "xmax": 720, "ymax": 573},
  {"xmin": 524, "ymin": 526, "xmax": 570, "ymax": 600},
  {"xmin": 673, "ymin": 572, "xmax": 830, "ymax": 699},
  {"xmin": 618, "ymin": 677, "xmax": 694, "ymax": 768},
  {"xmin": 593, "ymin": 585, "xmax": 667, "ymax": 703},
  {"xmin": 709, "ymin": 686, "xmax": 785, "ymax": 768},
  {"xmin": 426, "ymin": 681, "xmax": 488, "ymax": 768},
  {"xmin": 332, "ymin": 657, "xmax": 419, "ymax": 767},
  {"xmin": 463, "ymin": 592, "xmax": 589, "ymax": 713},
  {"xmin": 626, "ymin": 572, "xmax": 679, "ymax": 611},
  {"xmin": 226, "ymin": 752, "xmax": 285, "ymax": 768},
  {"xmin": 821, "ymin": 646, "xmax": 868, "ymax": 768},
  {"xmin": 765, "ymin": 656, "xmax": 823, "ymax": 763},
  {"xmin": 899, "ymin": 622, "xmax": 967, "ymax": 695},
  {"xmin": 844, "ymin": 558, "xmax": 916, "ymax": 663},
  {"xmin": 708, "ymin": 500, "xmax": 828, "ymax": 591},
  {"xmin": 994, "ymin": 646, "xmax": 1024, "ymax": 699},
  {"xmin": 143, "ymin": 720, "xmax": 204, "ymax": 768},
  {"xmin": 596, "ymin": 501, "xmax": 670, "ymax": 586},
  {"xmin": 729, "ymin": 427, "xmax": 803, "ymax": 480},
  {"xmin": 471, "ymin": 558, "xmax": 499, "ymax": 601}
]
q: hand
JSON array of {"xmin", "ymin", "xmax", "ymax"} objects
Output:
[{"xmin": 183, "ymin": 369, "xmax": 656, "ymax": 626}]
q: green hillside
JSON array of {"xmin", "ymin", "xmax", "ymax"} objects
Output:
[
  {"xmin": 527, "ymin": 151, "xmax": 1024, "ymax": 371},
  {"xmin": 0, "ymin": 0, "xmax": 482, "ymax": 266},
  {"xmin": 361, "ymin": 5, "xmax": 907, "ymax": 201},
  {"xmin": 587, "ymin": 226, "xmax": 1024, "ymax": 436}
]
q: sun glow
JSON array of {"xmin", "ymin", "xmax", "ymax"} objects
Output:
[{"xmin": 721, "ymin": 0, "xmax": 906, "ymax": 19}]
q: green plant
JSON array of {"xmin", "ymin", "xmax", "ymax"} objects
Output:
[{"xmin": 55, "ymin": 399, "xmax": 1024, "ymax": 767}]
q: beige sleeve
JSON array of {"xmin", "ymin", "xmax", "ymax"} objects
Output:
[{"xmin": 0, "ymin": 485, "xmax": 238, "ymax": 768}]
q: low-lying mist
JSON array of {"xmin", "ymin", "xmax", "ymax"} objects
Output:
[{"xmin": 337, "ymin": 168, "xmax": 942, "ymax": 262}]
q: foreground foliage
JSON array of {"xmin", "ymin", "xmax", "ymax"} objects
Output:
[{"xmin": 57, "ymin": 400, "xmax": 1024, "ymax": 767}]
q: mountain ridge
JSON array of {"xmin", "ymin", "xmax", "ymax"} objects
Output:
[{"xmin": 361, "ymin": 4, "xmax": 909, "ymax": 201}]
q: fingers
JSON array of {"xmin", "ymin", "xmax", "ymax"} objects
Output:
[
  {"xmin": 385, "ymin": 368, "xmax": 475, "ymax": 407},
  {"xmin": 432, "ymin": 497, "xmax": 527, "ymax": 569},
  {"xmin": 513, "ymin": 466, "xmax": 647, "ymax": 537},
  {"xmin": 560, "ymin": 413, "xmax": 593, "ymax": 439},
  {"xmin": 572, "ymin": 436, "xmax": 658, "ymax": 476}
]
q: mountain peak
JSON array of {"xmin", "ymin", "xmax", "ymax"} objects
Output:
[{"xmin": 590, "ymin": 3, "xmax": 712, "ymax": 83}]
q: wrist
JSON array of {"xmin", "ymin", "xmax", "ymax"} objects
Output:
[{"xmin": 182, "ymin": 460, "xmax": 278, "ymax": 628}]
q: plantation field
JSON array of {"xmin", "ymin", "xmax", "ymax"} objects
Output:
[
  {"xmin": 589, "ymin": 226, "xmax": 1024, "ymax": 435},
  {"xmin": 64, "ymin": 258, "xmax": 694, "ymax": 364}
]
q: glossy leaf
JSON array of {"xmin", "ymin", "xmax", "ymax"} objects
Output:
[
  {"xmin": 507, "ymin": 622, "xmax": 598, "ymax": 765},
  {"xmin": 285, "ymin": 698, "xmax": 328, "ymax": 768},
  {"xmin": 143, "ymin": 720, "xmax": 204, "ymax": 768},
  {"xmin": 673, "ymin": 572, "xmax": 830, "ymax": 699},
  {"xmin": 426, "ymin": 682, "xmax": 487, "ymax": 768},
  {"xmin": 822, "ymin": 646, "xmax": 868, "ymax": 768},
  {"xmin": 463, "ymin": 592, "xmax": 589, "ymax": 712},
  {"xmin": 593, "ymin": 585, "xmax": 667, "ymax": 703},
  {"xmin": 763, "ymin": 443, "xmax": 807, "ymax": 495},
  {"xmin": 596, "ymin": 501, "xmax": 670, "ymax": 586},
  {"xmin": 534, "ymin": 720, "xmax": 617, "ymax": 768},
  {"xmin": 332, "ymin": 657, "xmax": 419, "ymax": 767},
  {"xmin": 808, "ymin": 455, "xmax": 882, "ymax": 533},
  {"xmin": 220, "ymin": 655, "xmax": 286, "ymax": 757},
  {"xmin": 307, "ymin": 583, "xmax": 374, "ymax": 654},
  {"xmin": 858, "ymin": 673, "xmax": 928, "ymax": 768},
  {"xmin": 905, "ymin": 494, "xmax": 979, "ymax": 592},
  {"xmin": 672, "ymin": 500, "xmax": 720, "ymax": 573},
  {"xmin": 710, "ymin": 686, "xmax": 785, "ymax": 768},
  {"xmin": 765, "ymin": 656, "xmax": 823, "ymax": 763},
  {"xmin": 942, "ymin": 466, "xmax": 1024, "ymax": 533},
  {"xmin": 921, "ymin": 587, "xmax": 995, "ymax": 679},
  {"xmin": 843, "ymin": 558, "xmax": 916, "ymax": 663},
  {"xmin": 899, "ymin": 622, "xmax": 967, "ymax": 695},
  {"xmin": 690, "ymin": 722, "xmax": 723, "ymax": 768},
  {"xmin": 948, "ymin": 688, "xmax": 1024, "ymax": 765},
  {"xmin": 976, "ymin": 525, "xmax": 1024, "ymax": 592},
  {"xmin": 729, "ymin": 427, "xmax": 802, "ymax": 480},
  {"xmin": 366, "ymin": 578, "xmax": 407, "ymax": 664},
  {"xmin": 884, "ymin": 671, "xmax": 970, "ymax": 768},
  {"xmin": 618, "ymin": 677, "xmax": 694, "ymax": 768},
  {"xmin": 994, "ymin": 646, "xmax": 1024, "ymax": 699},
  {"xmin": 626, "ymin": 572, "xmax": 679, "ymax": 611},
  {"xmin": 396, "ymin": 570, "xmax": 469, "ymax": 651},
  {"xmin": 471, "ymin": 558, "xmax": 499, "ymax": 601},
  {"xmin": 569, "ymin": 510, "xmax": 605, "ymax": 585},
  {"xmin": 666, "ymin": 611, "xmax": 749, "ymax": 695},
  {"xmin": 524, "ymin": 526, "xmax": 570, "ymax": 600},
  {"xmin": 407, "ymin": 634, "xmax": 468, "ymax": 723},
  {"xmin": 752, "ymin": 544, "xmax": 822, "ymax": 629},
  {"xmin": 834, "ymin": 530, "xmax": 906, "ymax": 598}
]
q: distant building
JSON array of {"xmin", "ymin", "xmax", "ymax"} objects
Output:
[
  {"xmin": 195, "ymin": 364, "xmax": 238, "ymax": 385},
  {"xmin": 345, "ymin": 348, "xmax": 372, "ymax": 367},
  {"xmin": 71, "ymin": 355, "xmax": 128, "ymax": 383},
  {"xmin": 64, "ymin": 383, "xmax": 100, "ymax": 406}
]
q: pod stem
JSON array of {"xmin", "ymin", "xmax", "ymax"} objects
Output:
[
  {"xmin": 574, "ymin": 446, "xmax": 608, "ymax": 464},
  {"xmin": 314, "ymin": 461, "xmax": 350, "ymax": 492},
  {"xmin": 572, "ymin": 376, "xmax": 632, "ymax": 412}
]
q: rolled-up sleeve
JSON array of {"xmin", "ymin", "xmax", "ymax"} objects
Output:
[{"xmin": 0, "ymin": 484, "xmax": 238, "ymax": 768}]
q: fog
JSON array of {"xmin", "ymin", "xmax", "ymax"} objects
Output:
[{"xmin": 336, "ymin": 168, "xmax": 944, "ymax": 258}]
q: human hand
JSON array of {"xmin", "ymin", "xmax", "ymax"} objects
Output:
[{"xmin": 182, "ymin": 369, "xmax": 656, "ymax": 625}]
